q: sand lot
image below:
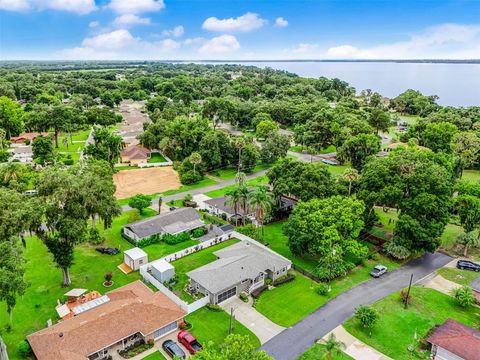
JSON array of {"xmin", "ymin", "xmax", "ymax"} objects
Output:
[{"xmin": 113, "ymin": 167, "xmax": 181, "ymax": 199}]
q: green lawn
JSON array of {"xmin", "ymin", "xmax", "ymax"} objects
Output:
[
  {"xmin": 204, "ymin": 176, "xmax": 268, "ymax": 198},
  {"xmin": 325, "ymin": 164, "xmax": 349, "ymax": 177},
  {"xmin": 298, "ymin": 344, "xmax": 353, "ymax": 360},
  {"xmin": 170, "ymin": 239, "xmax": 240, "ymax": 302},
  {"xmin": 343, "ymin": 287, "xmax": 480, "ymax": 360},
  {"xmin": 289, "ymin": 145, "xmax": 337, "ymax": 155},
  {"xmin": 142, "ymin": 351, "xmax": 166, "ymax": 360},
  {"xmin": 437, "ymin": 267, "xmax": 479, "ymax": 287},
  {"xmin": 461, "ymin": 169, "xmax": 480, "ymax": 182},
  {"xmin": 148, "ymin": 153, "xmax": 167, "ymax": 163},
  {"xmin": 211, "ymin": 162, "xmax": 271, "ymax": 180},
  {"xmin": 185, "ymin": 307, "xmax": 260, "ymax": 350},
  {"xmin": 0, "ymin": 208, "xmax": 198, "ymax": 360}
]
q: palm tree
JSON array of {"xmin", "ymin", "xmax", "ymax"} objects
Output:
[
  {"xmin": 235, "ymin": 171, "xmax": 246, "ymax": 186},
  {"xmin": 237, "ymin": 184, "xmax": 251, "ymax": 225},
  {"xmin": 225, "ymin": 187, "xmax": 242, "ymax": 226},
  {"xmin": 0, "ymin": 128, "xmax": 6, "ymax": 150},
  {"xmin": 189, "ymin": 152, "xmax": 202, "ymax": 176},
  {"xmin": 248, "ymin": 185, "xmax": 273, "ymax": 240},
  {"xmin": 234, "ymin": 137, "xmax": 246, "ymax": 172},
  {"xmin": 318, "ymin": 333, "xmax": 346, "ymax": 360},
  {"xmin": 158, "ymin": 195, "xmax": 163, "ymax": 214},
  {"xmin": 342, "ymin": 168, "xmax": 360, "ymax": 196},
  {"xmin": 1, "ymin": 162, "xmax": 25, "ymax": 185}
]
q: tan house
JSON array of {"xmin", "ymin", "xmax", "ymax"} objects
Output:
[
  {"xmin": 28, "ymin": 281, "xmax": 186, "ymax": 360},
  {"xmin": 120, "ymin": 145, "xmax": 151, "ymax": 165}
]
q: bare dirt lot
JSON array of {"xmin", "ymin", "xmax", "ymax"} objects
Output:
[{"xmin": 113, "ymin": 167, "xmax": 181, "ymax": 199}]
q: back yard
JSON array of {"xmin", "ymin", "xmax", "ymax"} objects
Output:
[{"xmin": 343, "ymin": 287, "xmax": 480, "ymax": 360}]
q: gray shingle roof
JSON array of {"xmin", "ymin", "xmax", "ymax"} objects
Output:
[
  {"xmin": 187, "ymin": 241, "xmax": 291, "ymax": 293},
  {"xmin": 124, "ymin": 207, "xmax": 203, "ymax": 238},
  {"xmin": 204, "ymin": 196, "xmax": 254, "ymax": 216}
]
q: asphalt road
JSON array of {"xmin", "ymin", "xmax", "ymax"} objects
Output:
[{"xmin": 260, "ymin": 251, "xmax": 453, "ymax": 360}]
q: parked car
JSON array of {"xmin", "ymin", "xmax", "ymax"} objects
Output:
[
  {"xmin": 178, "ymin": 330, "xmax": 203, "ymax": 354},
  {"xmin": 162, "ymin": 340, "xmax": 186, "ymax": 359},
  {"xmin": 456, "ymin": 260, "xmax": 480, "ymax": 272},
  {"xmin": 95, "ymin": 247, "xmax": 120, "ymax": 255},
  {"xmin": 370, "ymin": 265, "xmax": 388, "ymax": 278},
  {"xmin": 169, "ymin": 206, "xmax": 178, "ymax": 211}
]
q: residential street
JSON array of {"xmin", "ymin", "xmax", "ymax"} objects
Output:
[{"xmin": 260, "ymin": 252, "xmax": 453, "ymax": 360}]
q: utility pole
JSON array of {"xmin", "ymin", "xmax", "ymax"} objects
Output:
[{"xmin": 404, "ymin": 273, "xmax": 413, "ymax": 309}]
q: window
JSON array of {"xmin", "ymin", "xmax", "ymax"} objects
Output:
[
  {"xmin": 217, "ymin": 286, "xmax": 236, "ymax": 304},
  {"xmin": 139, "ymin": 259, "xmax": 144, "ymax": 264}
]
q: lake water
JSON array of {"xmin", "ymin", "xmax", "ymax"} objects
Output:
[{"xmin": 215, "ymin": 62, "xmax": 480, "ymax": 107}]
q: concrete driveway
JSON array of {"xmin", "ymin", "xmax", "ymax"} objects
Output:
[{"xmin": 219, "ymin": 297, "xmax": 285, "ymax": 344}]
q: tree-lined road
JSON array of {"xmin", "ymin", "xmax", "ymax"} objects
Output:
[{"xmin": 260, "ymin": 252, "xmax": 452, "ymax": 360}]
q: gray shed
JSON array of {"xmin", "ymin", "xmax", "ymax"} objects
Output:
[{"xmin": 151, "ymin": 259, "xmax": 175, "ymax": 283}]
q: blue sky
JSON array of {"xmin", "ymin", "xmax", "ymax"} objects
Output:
[{"xmin": 1, "ymin": 0, "xmax": 480, "ymax": 60}]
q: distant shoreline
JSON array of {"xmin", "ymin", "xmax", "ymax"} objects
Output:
[{"xmin": 1, "ymin": 59, "xmax": 480, "ymax": 65}]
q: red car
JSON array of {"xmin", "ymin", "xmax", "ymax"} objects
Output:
[{"xmin": 177, "ymin": 330, "xmax": 203, "ymax": 354}]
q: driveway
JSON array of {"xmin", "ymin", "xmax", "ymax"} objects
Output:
[
  {"xmin": 220, "ymin": 297, "xmax": 285, "ymax": 345},
  {"xmin": 260, "ymin": 252, "xmax": 452, "ymax": 360}
]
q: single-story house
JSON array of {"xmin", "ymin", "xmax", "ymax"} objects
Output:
[
  {"xmin": 123, "ymin": 247, "xmax": 148, "ymax": 271},
  {"xmin": 28, "ymin": 281, "xmax": 186, "ymax": 360},
  {"xmin": 123, "ymin": 207, "xmax": 204, "ymax": 242},
  {"xmin": 151, "ymin": 259, "xmax": 175, "ymax": 283},
  {"xmin": 187, "ymin": 241, "xmax": 292, "ymax": 304},
  {"xmin": 204, "ymin": 196, "xmax": 255, "ymax": 221},
  {"xmin": 470, "ymin": 277, "xmax": 480, "ymax": 303},
  {"xmin": 427, "ymin": 319, "xmax": 480, "ymax": 360},
  {"xmin": 8, "ymin": 145, "xmax": 33, "ymax": 163},
  {"xmin": 120, "ymin": 145, "xmax": 151, "ymax": 165},
  {"xmin": 10, "ymin": 132, "xmax": 48, "ymax": 144}
]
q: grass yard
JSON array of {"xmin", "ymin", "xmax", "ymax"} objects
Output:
[
  {"xmin": 185, "ymin": 307, "xmax": 260, "ymax": 350},
  {"xmin": 204, "ymin": 176, "xmax": 268, "ymax": 198},
  {"xmin": 325, "ymin": 164, "xmax": 349, "ymax": 177},
  {"xmin": 148, "ymin": 153, "xmax": 167, "ymax": 163},
  {"xmin": 298, "ymin": 344, "xmax": 353, "ymax": 360},
  {"xmin": 461, "ymin": 169, "xmax": 480, "ymax": 182},
  {"xmin": 437, "ymin": 267, "xmax": 479, "ymax": 287},
  {"xmin": 170, "ymin": 239, "xmax": 240, "ymax": 302},
  {"xmin": 343, "ymin": 287, "xmax": 480, "ymax": 360},
  {"xmin": 142, "ymin": 351, "xmax": 166, "ymax": 360},
  {"xmin": 0, "ymin": 208, "xmax": 199, "ymax": 360},
  {"xmin": 289, "ymin": 145, "xmax": 337, "ymax": 155}
]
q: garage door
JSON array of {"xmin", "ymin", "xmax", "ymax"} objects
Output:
[
  {"xmin": 153, "ymin": 321, "xmax": 177, "ymax": 340},
  {"xmin": 217, "ymin": 286, "xmax": 236, "ymax": 304}
]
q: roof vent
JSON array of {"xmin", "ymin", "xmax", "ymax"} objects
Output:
[{"xmin": 59, "ymin": 332, "xmax": 64, "ymax": 338}]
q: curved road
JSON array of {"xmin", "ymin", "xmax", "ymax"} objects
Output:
[{"xmin": 260, "ymin": 251, "xmax": 452, "ymax": 360}]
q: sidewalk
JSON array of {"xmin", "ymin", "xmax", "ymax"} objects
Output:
[{"xmin": 324, "ymin": 326, "xmax": 393, "ymax": 360}]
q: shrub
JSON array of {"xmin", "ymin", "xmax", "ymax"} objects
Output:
[
  {"xmin": 251, "ymin": 285, "xmax": 268, "ymax": 298},
  {"xmin": 315, "ymin": 258, "xmax": 355, "ymax": 282},
  {"xmin": 192, "ymin": 228, "xmax": 205, "ymax": 238},
  {"xmin": 17, "ymin": 340, "xmax": 31, "ymax": 358},
  {"xmin": 369, "ymin": 252, "xmax": 380, "ymax": 261},
  {"xmin": 206, "ymin": 303, "xmax": 221, "ymax": 312},
  {"xmin": 162, "ymin": 231, "xmax": 191, "ymax": 245},
  {"xmin": 239, "ymin": 292, "xmax": 249, "ymax": 303},
  {"xmin": 221, "ymin": 213, "xmax": 227, "ymax": 221},
  {"xmin": 88, "ymin": 227, "xmax": 102, "ymax": 245},
  {"xmin": 236, "ymin": 224, "xmax": 259, "ymax": 240},
  {"xmin": 127, "ymin": 211, "xmax": 141, "ymax": 223},
  {"xmin": 354, "ymin": 305, "xmax": 378, "ymax": 328},
  {"xmin": 63, "ymin": 158, "xmax": 74, "ymax": 165},
  {"xmin": 400, "ymin": 288, "xmax": 413, "ymax": 305},
  {"xmin": 104, "ymin": 272, "xmax": 113, "ymax": 285},
  {"xmin": 384, "ymin": 241, "xmax": 411, "ymax": 260},
  {"xmin": 451, "ymin": 286, "xmax": 476, "ymax": 307},
  {"xmin": 128, "ymin": 194, "xmax": 152, "ymax": 215},
  {"xmin": 264, "ymin": 278, "xmax": 272, "ymax": 285},
  {"xmin": 180, "ymin": 170, "xmax": 203, "ymax": 185},
  {"xmin": 316, "ymin": 283, "xmax": 329, "ymax": 296},
  {"xmin": 273, "ymin": 273, "xmax": 295, "ymax": 286},
  {"xmin": 136, "ymin": 234, "xmax": 160, "ymax": 248}
]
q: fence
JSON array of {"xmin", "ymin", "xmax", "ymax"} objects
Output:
[
  {"xmin": 140, "ymin": 264, "xmax": 209, "ymax": 314},
  {"xmin": 0, "ymin": 335, "xmax": 8, "ymax": 360},
  {"xmin": 137, "ymin": 152, "xmax": 173, "ymax": 168},
  {"xmin": 292, "ymin": 264, "xmax": 321, "ymax": 283}
]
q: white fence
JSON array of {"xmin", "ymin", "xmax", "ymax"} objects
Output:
[
  {"xmin": 0, "ymin": 335, "xmax": 8, "ymax": 360},
  {"xmin": 137, "ymin": 151, "xmax": 173, "ymax": 168},
  {"xmin": 161, "ymin": 234, "xmax": 234, "ymax": 263},
  {"xmin": 140, "ymin": 265, "xmax": 209, "ymax": 314}
]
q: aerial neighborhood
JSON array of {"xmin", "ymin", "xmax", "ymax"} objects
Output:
[{"xmin": 1, "ymin": 3, "xmax": 480, "ymax": 359}]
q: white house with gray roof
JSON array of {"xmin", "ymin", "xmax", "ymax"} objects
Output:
[
  {"xmin": 123, "ymin": 207, "xmax": 204, "ymax": 242},
  {"xmin": 187, "ymin": 241, "xmax": 292, "ymax": 304}
]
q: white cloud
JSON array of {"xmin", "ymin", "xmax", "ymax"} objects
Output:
[
  {"xmin": 275, "ymin": 17, "xmax": 288, "ymax": 28},
  {"xmin": 89, "ymin": 21, "xmax": 100, "ymax": 28},
  {"xmin": 82, "ymin": 29, "xmax": 138, "ymax": 49},
  {"xmin": 59, "ymin": 46, "xmax": 119, "ymax": 60},
  {"xmin": 0, "ymin": 0, "xmax": 97, "ymax": 14},
  {"xmin": 162, "ymin": 25, "xmax": 184, "ymax": 38},
  {"xmin": 326, "ymin": 23, "xmax": 480, "ymax": 59},
  {"xmin": 202, "ymin": 12, "xmax": 266, "ymax": 33},
  {"xmin": 106, "ymin": 0, "xmax": 164, "ymax": 14},
  {"xmin": 288, "ymin": 43, "xmax": 319, "ymax": 54},
  {"xmin": 113, "ymin": 14, "xmax": 151, "ymax": 27},
  {"xmin": 184, "ymin": 37, "xmax": 206, "ymax": 46},
  {"xmin": 199, "ymin": 34, "xmax": 240, "ymax": 54}
]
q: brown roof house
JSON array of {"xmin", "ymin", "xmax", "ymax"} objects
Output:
[
  {"xmin": 28, "ymin": 281, "xmax": 185, "ymax": 360},
  {"xmin": 120, "ymin": 145, "xmax": 151, "ymax": 166},
  {"xmin": 428, "ymin": 319, "xmax": 480, "ymax": 360},
  {"xmin": 10, "ymin": 132, "xmax": 48, "ymax": 144}
]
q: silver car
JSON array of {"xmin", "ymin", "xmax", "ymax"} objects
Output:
[{"xmin": 370, "ymin": 265, "xmax": 388, "ymax": 278}]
